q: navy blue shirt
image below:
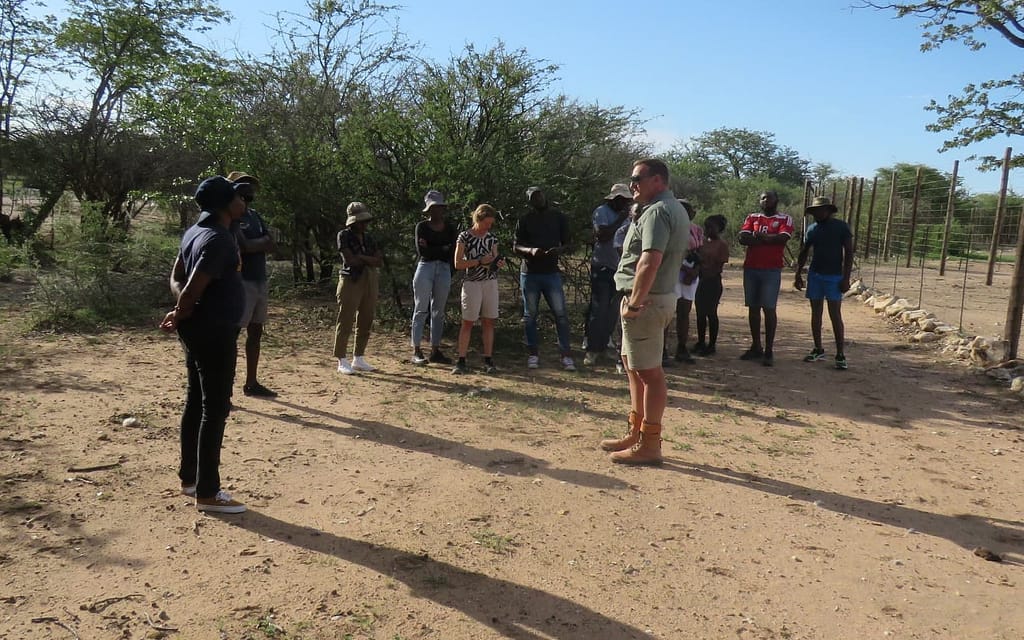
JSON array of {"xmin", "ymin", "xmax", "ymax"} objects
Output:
[
  {"xmin": 179, "ymin": 211, "xmax": 244, "ymax": 328},
  {"xmin": 237, "ymin": 208, "xmax": 269, "ymax": 282},
  {"xmin": 805, "ymin": 218, "xmax": 852, "ymax": 275}
]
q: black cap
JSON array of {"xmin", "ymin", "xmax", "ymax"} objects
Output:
[{"xmin": 194, "ymin": 176, "xmax": 239, "ymax": 211}]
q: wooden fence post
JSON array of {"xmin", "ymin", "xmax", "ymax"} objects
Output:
[
  {"xmin": 852, "ymin": 177, "xmax": 865, "ymax": 254},
  {"xmin": 1005, "ymin": 205, "xmax": 1024, "ymax": 360},
  {"xmin": 882, "ymin": 170, "xmax": 898, "ymax": 259},
  {"xmin": 905, "ymin": 166, "xmax": 923, "ymax": 268},
  {"xmin": 987, "ymin": 147, "xmax": 1013, "ymax": 286},
  {"xmin": 939, "ymin": 160, "xmax": 959, "ymax": 276},
  {"xmin": 863, "ymin": 176, "xmax": 878, "ymax": 260}
]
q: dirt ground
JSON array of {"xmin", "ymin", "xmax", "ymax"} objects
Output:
[{"xmin": 2, "ymin": 264, "xmax": 1023, "ymax": 640}]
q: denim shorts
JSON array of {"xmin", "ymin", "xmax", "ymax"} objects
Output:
[
  {"xmin": 806, "ymin": 271, "xmax": 843, "ymax": 302},
  {"xmin": 743, "ymin": 268, "xmax": 782, "ymax": 310}
]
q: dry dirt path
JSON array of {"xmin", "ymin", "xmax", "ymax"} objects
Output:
[{"xmin": 1, "ymin": 265, "xmax": 1022, "ymax": 639}]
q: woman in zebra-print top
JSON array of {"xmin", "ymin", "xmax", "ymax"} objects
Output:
[{"xmin": 451, "ymin": 204, "xmax": 504, "ymax": 374}]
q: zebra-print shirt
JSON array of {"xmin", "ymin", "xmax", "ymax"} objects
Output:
[{"xmin": 458, "ymin": 229, "xmax": 499, "ymax": 282}]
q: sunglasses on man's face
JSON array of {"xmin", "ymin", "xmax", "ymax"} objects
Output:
[{"xmin": 629, "ymin": 174, "xmax": 651, "ymax": 184}]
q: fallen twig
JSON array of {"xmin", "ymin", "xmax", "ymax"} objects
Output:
[
  {"xmin": 145, "ymin": 612, "xmax": 179, "ymax": 632},
  {"xmin": 80, "ymin": 593, "xmax": 143, "ymax": 613},
  {"xmin": 31, "ymin": 616, "xmax": 80, "ymax": 639},
  {"xmin": 66, "ymin": 462, "xmax": 121, "ymax": 473}
]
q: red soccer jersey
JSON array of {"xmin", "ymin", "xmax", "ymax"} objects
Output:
[{"xmin": 740, "ymin": 212, "xmax": 794, "ymax": 269}]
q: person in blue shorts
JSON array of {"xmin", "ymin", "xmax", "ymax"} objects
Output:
[{"xmin": 794, "ymin": 196, "xmax": 853, "ymax": 370}]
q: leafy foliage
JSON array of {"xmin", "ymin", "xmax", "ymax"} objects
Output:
[{"xmin": 860, "ymin": 1, "xmax": 1024, "ymax": 168}]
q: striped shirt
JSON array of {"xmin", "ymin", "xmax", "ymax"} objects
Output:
[{"xmin": 458, "ymin": 229, "xmax": 499, "ymax": 282}]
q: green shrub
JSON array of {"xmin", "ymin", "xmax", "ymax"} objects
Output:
[{"xmin": 29, "ymin": 212, "xmax": 179, "ymax": 331}]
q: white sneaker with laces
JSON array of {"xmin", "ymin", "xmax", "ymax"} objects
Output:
[
  {"xmin": 196, "ymin": 490, "xmax": 246, "ymax": 514},
  {"xmin": 352, "ymin": 356, "xmax": 376, "ymax": 372},
  {"xmin": 337, "ymin": 358, "xmax": 355, "ymax": 374},
  {"xmin": 527, "ymin": 355, "xmax": 540, "ymax": 369},
  {"xmin": 562, "ymin": 356, "xmax": 577, "ymax": 372},
  {"xmin": 583, "ymin": 352, "xmax": 598, "ymax": 366}
]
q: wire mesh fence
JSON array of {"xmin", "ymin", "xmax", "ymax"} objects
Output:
[{"xmin": 809, "ymin": 158, "xmax": 1023, "ymax": 358}]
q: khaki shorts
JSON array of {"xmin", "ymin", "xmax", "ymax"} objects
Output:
[
  {"xmin": 621, "ymin": 292, "xmax": 676, "ymax": 370},
  {"xmin": 461, "ymin": 279, "xmax": 499, "ymax": 322},
  {"xmin": 240, "ymin": 279, "xmax": 269, "ymax": 326}
]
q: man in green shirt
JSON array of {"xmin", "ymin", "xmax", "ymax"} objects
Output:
[{"xmin": 601, "ymin": 158, "xmax": 689, "ymax": 465}]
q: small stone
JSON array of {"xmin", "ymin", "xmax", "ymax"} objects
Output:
[{"xmin": 122, "ymin": 417, "xmax": 140, "ymax": 428}]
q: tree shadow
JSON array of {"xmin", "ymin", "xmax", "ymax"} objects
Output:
[
  {"xmin": 662, "ymin": 460, "xmax": 1024, "ymax": 560},
  {"xmin": 241, "ymin": 400, "xmax": 632, "ymax": 491},
  {"xmin": 219, "ymin": 509, "xmax": 651, "ymax": 640}
]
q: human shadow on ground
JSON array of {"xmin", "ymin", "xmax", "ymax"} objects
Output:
[
  {"xmin": 242, "ymin": 400, "xmax": 632, "ymax": 491},
  {"xmin": 663, "ymin": 460, "xmax": 1024, "ymax": 561},
  {"xmin": 363, "ymin": 369, "xmax": 625, "ymax": 422},
  {"xmin": 221, "ymin": 510, "xmax": 651, "ymax": 640}
]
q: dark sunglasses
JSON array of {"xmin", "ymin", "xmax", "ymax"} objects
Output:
[{"xmin": 629, "ymin": 174, "xmax": 651, "ymax": 184}]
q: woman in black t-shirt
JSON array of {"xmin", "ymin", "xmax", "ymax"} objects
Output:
[{"xmin": 411, "ymin": 190, "xmax": 458, "ymax": 365}]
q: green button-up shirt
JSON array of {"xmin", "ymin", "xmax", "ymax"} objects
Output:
[{"xmin": 614, "ymin": 190, "xmax": 689, "ymax": 295}]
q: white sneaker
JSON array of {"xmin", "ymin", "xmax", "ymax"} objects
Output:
[
  {"xmin": 527, "ymin": 355, "xmax": 540, "ymax": 369},
  {"xmin": 562, "ymin": 356, "xmax": 576, "ymax": 372},
  {"xmin": 583, "ymin": 352, "xmax": 598, "ymax": 366},
  {"xmin": 337, "ymin": 358, "xmax": 355, "ymax": 374},
  {"xmin": 352, "ymin": 356, "xmax": 376, "ymax": 372},
  {"xmin": 616, "ymin": 362, "xmax": 626, "ymax": 375},
  {"xmin": 196, "ymin": 490, "xmax": 246, "ymax": 514}
]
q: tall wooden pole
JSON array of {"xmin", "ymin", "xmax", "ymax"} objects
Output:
[
  {"xmin": 939, "ymin": 160, "xmax": 959, "ymax": 276},
  {"xmin": 905, "ymin": 167, "xmax": 923, "ymax": 268},
  {"xmin": 851, "ymin": 177, "xmax": 865, "ymax": 254},
  {"xmin": 987, "ymin": 147, "xmax": 1013, "ymax": 286},
  {"xmin": 1001, "ymin": 153, "xmax": 1022, "ymax": 357},
  {"xmin": 882, "ymin": 170, "xmax": 898, "ymax": 259},
  {"xmin": 863, "ymin": 176, "xmax": 879, "ymax": 260}
]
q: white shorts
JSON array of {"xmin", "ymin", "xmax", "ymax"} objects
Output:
[
  {"xmin": 461, "ymin": 279, "xmax": 499, "ymax": 322},
  {"xmin": 675, "ymin": 276, "xmax": 699, "ymax": 301},
  {"xmin": 239, "ymin": 279, "xmax": 269, "ymax": 326}
]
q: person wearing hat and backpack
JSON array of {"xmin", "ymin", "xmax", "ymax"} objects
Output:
[
  {"xmin": 226, "ymin": 171, "xmax": 277, "ymax": 398},
  {"xmin": 410, "ymin": 190, "xmax": 458, "ymax": 365},
  {"xmin": 794, "ymin": 196, "xmax": 853, "ymax": 370},
  {"xmin": 160, "ymin": 176, "xmax": 248, "ymax": 514},
  {"xmin": 583, "ymin": 183, "xmax": 632, "ymax": 366},
  {"xmin": 333, "ymin": 202, "xmax": 383, "ymax": 374}
]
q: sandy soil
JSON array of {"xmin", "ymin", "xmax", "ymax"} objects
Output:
[{"xmin": 1, "ymin": 264, "xmax": 1022, "ymax": 640}]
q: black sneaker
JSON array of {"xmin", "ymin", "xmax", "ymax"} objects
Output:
[
  {"xmin": 739, "ymin": 347, "xmax": 764, "ymax": 361},
  {"xmin": 243, "ymin": 382, "xmax": 277, "ymax": 398},
  {"xmin": 451, "ymin": 361, "xmax": 469, "ymax": 375},
  {"xmin": 803, "ymin": 348, "xmax": 826, "ymax": 362},
  {"xmin": 702, "ymin": 344, "xmax": 716, "ymax": 356},
  {"xmin": 429, "ymin": 350, "xmax": 452, "ymax": 365},
  {"xmin": 483, "ymin": 362, "xmax": 497, "ymax": 374},
  {"xmin": 675, "ymin": 347, "xmax": 695, "ymax": 364},
  {"xmin": 692, "ymin": 341, "xmax": 707, "ymax": 356},
  {"xmin": 762, "ymin": 352, "xmax": 774, "ymax": 367}
]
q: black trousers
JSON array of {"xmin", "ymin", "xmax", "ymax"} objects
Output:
[{"xmin": 177, "ymin": 322, "xmax": 239, "ymax": 499}]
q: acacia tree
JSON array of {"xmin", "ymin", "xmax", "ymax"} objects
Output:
[
  {"xmin": 17, "ymin": 0, "xmax": 225, "ymax": 235},
  {"xmin": 861, "ymin": 1, "xmax": 1024, "ymax": 169},
  {"xmin": 0, "ymin": 0, "xmax": 53, "ymax": 241},
  {"xmin": 677, "ymin": 127, "xmax": 809, "ymax": 185}
]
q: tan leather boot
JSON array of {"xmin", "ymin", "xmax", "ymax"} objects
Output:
[
  {"xmin": 610, "ymin": 420, "xmax": 663, "ymax": 465},
  {"xmin": 600, "ymin": 410, "xmax": 641, "ymax": 452}
]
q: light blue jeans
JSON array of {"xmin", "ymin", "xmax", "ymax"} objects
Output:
[
  {"xmin": 521, "ymin": 272, "xmax": 572, "ymax": 354},
  {"xmin": 411, "ymin": 260, "xmax": 452, "ymax": 348}
]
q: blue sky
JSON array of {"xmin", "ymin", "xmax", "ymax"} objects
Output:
[{"xmin": 207, "ymin": 0, "xmax": 1020, "ymax": 194}]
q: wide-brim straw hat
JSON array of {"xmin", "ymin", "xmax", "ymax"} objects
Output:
[
  {"xmin": 805, "ymin": 196, "xmax": 838, "ymax": 215},
  {"xmin": 604, "ymin": 183, "xmax": 632, "ymax": 201},
  {"xmin": 346, "ymin": 202, "xmax": 372, "ymax": 226}
]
